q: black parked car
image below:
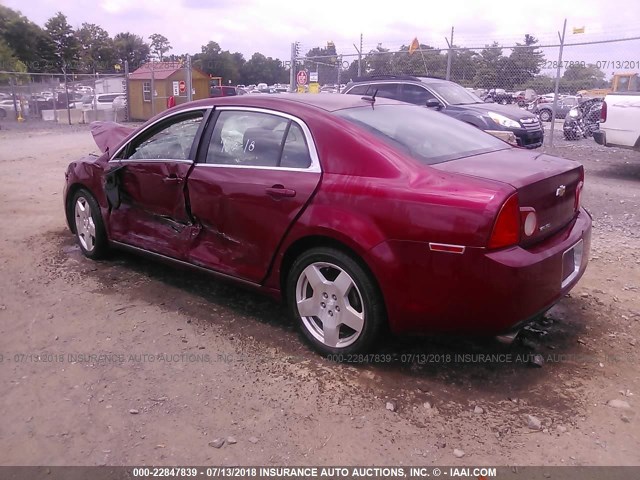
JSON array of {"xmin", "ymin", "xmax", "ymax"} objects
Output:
[
  {"xmin": 342, "ymin": 75, "xmax": 543, "ymax": 148},
  {"xmin": 483, "ymin": 89, "xmax": 514, "ymax": 105}
]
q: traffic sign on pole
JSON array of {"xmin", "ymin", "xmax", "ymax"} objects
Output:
[{"xmin": 296, "ymin": 71, "xmax": 308, "ymax": 86}]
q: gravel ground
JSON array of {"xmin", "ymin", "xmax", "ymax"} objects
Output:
[{"xmin": 0, "ymin": 118, "xmax": 639, "ymax": 466}]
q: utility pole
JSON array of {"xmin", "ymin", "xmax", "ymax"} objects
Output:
[
  {"xmin": 353, "ymin": 34, "xmax": 363, "ymax": 78},
  {"xmin": 354, "ymin": 33, "xmax": 363, "ymax": 77},
  {"xmin": 445, "ymin": 26, "xmax": 454, "ymax": 81},
  {"xmin": 289, "ymin": 43, "xmax": 296, "ymax": 93},
  {"xmin": 186, "ymin": 54, "xmax": 193, "ymax": 102},
  {"xmin": 549, "ymin": 19, "xmax": 567, "ymax": 148}
]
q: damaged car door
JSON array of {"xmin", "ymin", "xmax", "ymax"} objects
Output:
[
  {"xmin": 107, "ymin": 108, "xmax": 208, "ymax": 259},
  {"xmin": 185, "ymin": 108, "xmax": 321, "ymax": 282}
]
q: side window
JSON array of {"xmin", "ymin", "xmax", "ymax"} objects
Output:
[
  {"xmin": 127, "ymin": 112, "xmax": 204, "ymax": 160},
  {"xmin": 366, "ymin": 83, "xmax": 399, "ymax": 99},
  {"xmin": 400, "ymin": 84, "xmax": 435, "ymax": 105},
  {"xmin": 280, "ymin": 123, "xmax": 312, "ymax": 168},
  {"xmin": 346, "ymin": 85, "xmax": 368, "ymax": 95},
  {"xmin": 206, "ymin": 111, "xmax": 288, "ymax": 167}
]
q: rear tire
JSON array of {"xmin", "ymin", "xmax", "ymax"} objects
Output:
[
  {"xmin": 286, "ymin": 247, "xmax": 386, "ymax": 356},
  {"xmin": 71, "ymin": 189, "xmax": 108, "ymax": 259},
  {"xmin": 539, "ymin": 110, "xmax": 552, "ymax": 122}
]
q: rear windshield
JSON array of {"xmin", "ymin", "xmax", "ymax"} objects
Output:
[
  {"xmin": 335, "ymin": 104, "xmax": 509, "ymax": 165},
  {"xmin": 427, "ymin": 83, "xmax": 484, "ymax": 105}
]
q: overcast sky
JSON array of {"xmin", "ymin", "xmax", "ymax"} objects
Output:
[{"xmin": 3, "ymin": 0, "xmax": 640, "ymax": 69}]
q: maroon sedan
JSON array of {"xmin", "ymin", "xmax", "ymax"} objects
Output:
[{"xmin": 64, "ymin": 94, "xmax": 591, "ymax": 355}]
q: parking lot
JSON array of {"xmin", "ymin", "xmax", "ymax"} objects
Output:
[{"xmin": 0, "ymin": 120, "xmax": 639, "ymax": 466}]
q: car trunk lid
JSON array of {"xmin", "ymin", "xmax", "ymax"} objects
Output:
[{"xmin": 432, "ymin": 148, "xmax": 582, "ymax": 246}]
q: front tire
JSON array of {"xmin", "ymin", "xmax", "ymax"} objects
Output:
[
  {"xmin": 286, "ymin": 247, "xmax": 386, "ymax": 356},
  {"xmin": 539, "ymin": 110, "xmax": 552, "ymax": 122},
  {"xmin": 71, "ymin": 189, "xmax": 108, "ymax": 259}
]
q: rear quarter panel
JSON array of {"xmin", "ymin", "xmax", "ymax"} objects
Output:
[
  {"xmin": 601, "ymin": 93, "xmax": 640, "ymax": 148},
  {"xmin": 264, "ymin": 118, "xmax": 514, "ymax": 301}
]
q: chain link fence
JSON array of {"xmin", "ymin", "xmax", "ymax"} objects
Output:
[
  {"xmin": 0, "ymin": 58, "xmax": 203, "ymax": 124},
  {"xmin": 294, "ymin": 33, "xmax": 640, "ymax": 100},
  {"xmin": 0, "ymin": 71, "xmax": 128, "ymax": 123}
]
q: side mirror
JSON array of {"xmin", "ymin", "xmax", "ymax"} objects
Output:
[{"xmin": 426, "ymin": 98, "xmax": 443, "ymax": 110}]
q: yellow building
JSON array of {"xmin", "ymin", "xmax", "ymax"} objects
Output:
[{"xmin": 128, "ymin": 62, "xmax": 209, "ymax": 121}]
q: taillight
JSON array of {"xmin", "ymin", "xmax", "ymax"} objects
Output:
[
  {"xmin": 600, "ymin": 101, "xmax": 607, "ymax": 123},
  {"xmin": 488, "ymin": 193, "xmax": 520, "ymax": 249}
]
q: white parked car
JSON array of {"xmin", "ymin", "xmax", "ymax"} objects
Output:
[
  {"xmin": 594, "ymin": 92, "xmax": 640, "ymax": 151},
  {"xmin": 81, "ymin": 93, "xmax": 125, "ymax": 110}
]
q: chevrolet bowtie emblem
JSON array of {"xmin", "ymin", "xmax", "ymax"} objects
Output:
[{"xmin": 556, "ymin": 185, "xmax": 566, "ymax": 197}]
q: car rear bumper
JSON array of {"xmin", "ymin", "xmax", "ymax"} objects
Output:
[
  {"xmin": 593, "ymin": 130, "xmax": 606, "ymax": 146},
  {"xmin": 366, "ymin": 208, "xmax": 591, "ymax": 336}
]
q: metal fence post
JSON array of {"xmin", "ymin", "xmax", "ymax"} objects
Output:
[
  {"xmin": 124, "ymin": 60, "xmax": 130, "ymax": 122},
  {"xmin": 445, "ymin": 27, "xmax": 454, "ymax": 81},
  {"xmin": 63, "ymin": 67, "xmax": 71, "ymax": 125},
  {"xmin": 549, "ymin": 19, "xmax": 567, "ymax": 148},
  {"xmin": 9, "ymin": 75, "xmax": 18, "ymax": 121},
  {"xmin": 150, "ymin": 62, "xmax": 155, "ymax": 117}
]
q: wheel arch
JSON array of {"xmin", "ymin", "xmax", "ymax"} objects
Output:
[
  {"xmin": 65, "ymin": 183, "xmax": 99, "ymax": 234},
  {"xmin": 278, "ymin": 234, "xmax": 386, "ymax": 313}
]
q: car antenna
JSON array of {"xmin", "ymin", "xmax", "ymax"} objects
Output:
[{"xmin": 361, "ymin": 88, "xmax": 378, "ymax": 107}]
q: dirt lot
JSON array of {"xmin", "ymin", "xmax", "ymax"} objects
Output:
[{"xmin": 0, "ymin": 119, "xmax": 639, "ymax": 467}]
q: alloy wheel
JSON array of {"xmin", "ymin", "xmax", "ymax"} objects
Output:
[
  {"xmin": 74, "ymin": 196, "xmax": 96, "ymax": 252},
  {"xmin": 295, "ymin": 262, "xmax": 365, "ymax": 349}
]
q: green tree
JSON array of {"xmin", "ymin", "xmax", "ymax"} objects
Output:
[
  {"xmin": 0, "ymin": 38, "xmax": 26, "ymax": 81},
  {"xmin": 508, "ymin": 34, "xmax": 545, "ymax": 88},
  {"xmin": 304, "ymin": 42, "xmax": 339, "ymax": 85},
  {"xmin": 0, "ymin": 6, "xmax": 54, "ymax": 72},
  {"xmin": 193, "ymin": 41, "xmax": 245, "ymax": 84},
  {"xmin": 473, "ymin": 42, "xmax": 506, "ymax": 88},
  {"xmin": 113, "ymin": 32, "xmax": 150, "ymax": 69},
  {"xmin": 562, "ymin": 63, "xmax": 607, "ymax": 91},
  {"xmin": 76, "ymin": 23, "xmax": 116, "ymax": 72},
  {"xmin": 364, "ymin": 44, "xmax": 393, "ymax": 75},
  {"xmin": 149, "ymin": 33, "xmax": 172, "ymax": 61},
  {"xmin": 394, "ymin": 43, "xmax": 446, "ymax": 77},
  {"xmin": 449, "ymin": 48, "xmax": 479, "ymax": 85},
  {"xmin": 45, "ymin": 12, "xmax": 80, "ymax": 72},
  {"xmin": 344, "ymin": 59, "xmax": 360, "ymax": 82},
  {"xmin": 241, "ymin": 52, "xmax": 287, "ymax": 85}
]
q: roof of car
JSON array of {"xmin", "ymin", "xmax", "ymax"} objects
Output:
[
  {"xmin": 184, "ymin": 93, "xmax": 403, "ymax": 112},
  {"xmin": 346, "ymin": 75, "xmax": 453, "ymax": 86}
]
